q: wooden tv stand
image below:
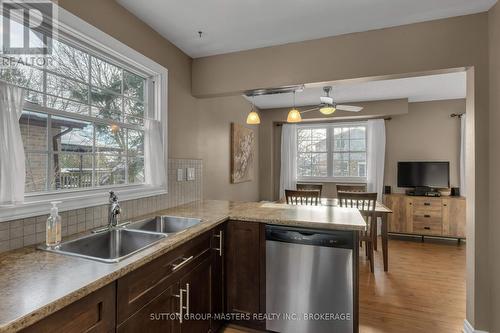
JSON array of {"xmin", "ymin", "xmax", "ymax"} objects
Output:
[{"xmin": 383, "ymin": 193, "xmax": 466, "ymax": 240}]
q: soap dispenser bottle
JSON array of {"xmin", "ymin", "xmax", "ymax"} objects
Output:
[{"xmin": 46, "ymin": 201, "xmax": 62, "ymax": 247}]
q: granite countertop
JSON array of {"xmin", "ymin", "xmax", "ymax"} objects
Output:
[{"xmin": 0, "ymin": 200, "xmax": 365, "ymax": 333}]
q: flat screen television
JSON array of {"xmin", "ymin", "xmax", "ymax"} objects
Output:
[{"xmin": 397, "ymin": 161, "xmax": 450, "ymax": 189}]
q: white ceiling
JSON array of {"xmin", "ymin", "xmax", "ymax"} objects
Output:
[
  {"xmin": 244, "ymin": 72, "xmax": 466, "ymax": 109},
  {"xmin": 117, "ymin": 0, "xmax": 496, "ymax": 58}
]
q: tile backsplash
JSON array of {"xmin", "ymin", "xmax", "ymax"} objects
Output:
[{"xmin": 0, "ymin": 159, "xmax": 202, "ymax": 253}]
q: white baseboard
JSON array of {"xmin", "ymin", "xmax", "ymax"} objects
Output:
[{"xmin": 464, "ymin": 319, "xmax": 489, "ymax": 333}]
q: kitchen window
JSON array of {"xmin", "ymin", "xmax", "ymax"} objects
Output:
[
  {"xmin": 297, "ymin": 123, "xmax": 367, "ymax": 182},
  {"xmin": 5, "ymin": 40, "xmax": 149, "ymax": 194},
  {"xmin": 0, "ymin": 5, "xmax": 168, "ymax": 219}
]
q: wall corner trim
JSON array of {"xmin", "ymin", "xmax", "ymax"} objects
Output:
[{"xmin": 464, "ymin": 319, "xmax": 489, "ymax": 333}]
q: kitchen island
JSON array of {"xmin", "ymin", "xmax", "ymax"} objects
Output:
[{"xmin": 0, "ymin": 200, "xmax": 365, "ymax": 333}]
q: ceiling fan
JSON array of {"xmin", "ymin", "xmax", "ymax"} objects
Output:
[
  {"xmin": 244, "ymin": 84, "xmax": 364, "ymax": 124},
  {"xmin": 300, "ymin": 86, "xmax": 364, "ymax": 115}
]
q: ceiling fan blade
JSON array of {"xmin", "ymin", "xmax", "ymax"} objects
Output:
[
  {"xmin": 336, "ymin": 105, "xmax": 363, "ymax": 112},
  {"xmin": 299, "ymin": 107, "xmax": 319, "ymax": 114}
]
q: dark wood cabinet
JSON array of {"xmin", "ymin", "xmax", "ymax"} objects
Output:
[
  {"xmin": 117, "ymin": 284, "xmax": 177, "ymax": 333},
  {"xmin": 118, "ymin": 254, "xmax": 214, "ymax": 333},
  {"xmin": 179, "ymin": 255, "xmax": 213, "ymax": 332},
  {"xmin": 226, "ymin": 220, "xmax": 266, "ymax": 330},
  {"xmin": 20, "ymin": 283, "xmax": 116, "ymax": 333},
  {"xmin": 116, "ymin": 225, "xmax": 225, "ymax": 333},
  {"xmin": 116, "ymin": 231, "xmax": 212, "ymax": 324},
  {"xmin": 211, "ymin": 223, "xmax": 226, "ymax": 332}
]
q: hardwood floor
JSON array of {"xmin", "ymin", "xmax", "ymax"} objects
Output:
[
  {"xmin": 359, "ymin": 236, "xmax": 465, "ymax": 333},
  {"xmin": 222, "ymin": 236, "xmax": 465, "ymax": 333}
]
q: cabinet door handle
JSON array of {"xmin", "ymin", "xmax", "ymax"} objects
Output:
[
  {"xmin": 174, "ymin": 286, "xmax": 187, "ymax": 323},
  {"xmin": 424, "ymin": 202, "xmax": 431, "ymax": 206},
  {"xmin": 185, "ymin": 283, "xmax": 190, "ymax": 315},
  {"xmin": 172, "ymin": 256, "xmax": 194, "ymax": 272},
  {"xmin": 424, "ymin": 226, "xmax": 431, "ymax": 230},
  {"xmin": 424, "ymin": 214, "xmax": 431, "ymax": 218},
  {"xmin": 213, "ymin": 230, "xmax": 223, "ymax": 257}
]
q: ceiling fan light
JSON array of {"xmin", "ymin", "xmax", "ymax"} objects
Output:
[
  {"xmin": 287, "ymin": 108, "xmax": 302, "ymax": 123},
  {"xmin": 246, "ymin": 110, "xmax": 261, "ymax": 124},
  {"xmin": 319, "ymin": 106, "xmax": 336, "ymax": 115}
]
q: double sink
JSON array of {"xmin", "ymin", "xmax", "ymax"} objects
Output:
[{"xmin": 40, "ymin": 216, "xmax": 201, "ymax": 263}]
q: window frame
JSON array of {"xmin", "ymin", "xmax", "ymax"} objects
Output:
[
  {"xmin": 296, "ymin": 122, "xmax": 368, "ymax": 183},
  {"xmin": 0, "ymin": 5, "xmax": 168, "ymax": 221}
]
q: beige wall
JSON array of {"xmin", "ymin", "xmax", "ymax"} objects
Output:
[
  {"xmin": 193, "ymin": 14, "xmax": 490, "ymax": 330},
  {"xmin": 385, "ymin": 99, "xmax": 464, "ymax": 193},
  {"xmin": 192, "ymin": 15, "xmax": 488, "ymax": 98},
  {"xmin": 489, "ymin": 3, "xmax": 500, "ymax": 332},
  {"xmin": 198, "ymin": 96, "xmax": 260, "ymax": 201}
]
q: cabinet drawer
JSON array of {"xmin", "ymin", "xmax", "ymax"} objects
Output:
[
  {"xmin": 413, "ymin": 216, "xmax": 442, "ymax": 235},
  {"xmin": 117, "ymin": 232, "xmax": 211, "ymax": 324},
  {"xmin": 413, "ymin": 210, "xmax": 442, "ymax": 218},
  {"xmin": 117, "ymin": 284, "xmax": 177, "ymax": 333},
  {"xmin": 412, "ymin": 198, "xmax": 442, "ymax": 213},
  {"xmin": 21, "ymin": 283, "xmax": 115, "ymax": 333}
]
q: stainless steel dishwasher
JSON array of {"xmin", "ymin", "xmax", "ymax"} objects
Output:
[{"xmin": 266, "ymin": 225, "xmax": 355, "ymax": 333}]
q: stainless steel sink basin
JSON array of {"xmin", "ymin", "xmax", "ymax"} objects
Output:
[
  {"xmin": 127, "ymin": 215, "xmax": 202, "ymax": 234},
  {"xmin": 40, "ymin": 229, "xmax": 166, "ymax": 263}
]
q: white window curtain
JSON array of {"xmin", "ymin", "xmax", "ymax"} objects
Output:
[
  {"xmin": 0, "ymin": 82, "xmax": 25, "ymax": 205},
  {"xmin": 279, "ymin": 124, "xmax": 297, "ymax": 199},
  {"xmin": 144, "ymin": 119, "xmax": 166, "ymax": 187},
  {"xmin": 460, "ymin": 114, "xmax": 466, "ymax": 197},
  {"xmin": 366, "ymin": 119, "xmax": 386, "ymax": 201}
]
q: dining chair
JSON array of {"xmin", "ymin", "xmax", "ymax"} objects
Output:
[
  {"xmin": 285, "ymin": 189, "xmax": 320, "ymax": 206},
  {"xmin": 338, "ymin": 191, "xmax": 377, "ymax": 273},
  {"xmin": 296, "ymin": 183, "xmax": 323, "ymax": 197},
  {"xmin": 336, "ymin": 184, "xmax": 367, "ymax": 193}
]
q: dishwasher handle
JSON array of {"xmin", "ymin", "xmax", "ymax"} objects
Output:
[
  {"xmin": 268, "ymin": 229, "xmax": 316, "ymax": 241},
  {"xmin": 265, "ymin": 225, "xmax": 354, "ymax": 249}
]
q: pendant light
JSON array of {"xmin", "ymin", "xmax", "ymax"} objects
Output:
[
  {"xmin": 287, "ymin": 91, "xmax": 302, "ymax": 123},
  {"xmin": 246, "ymin": 96, "xmax": 260, "ymax": 125}
]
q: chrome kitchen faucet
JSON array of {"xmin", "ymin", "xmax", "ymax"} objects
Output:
[
  {"xmin": 108, "ymin": 191, "xmax": 121, "ymax": 228},
  {"xmin": 93, "ymin": 191, "xmax": 129, "ymax": 233}
]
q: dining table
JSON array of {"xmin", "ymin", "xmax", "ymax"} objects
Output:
[{"xmin": 277, "ymin": 197, "xmax": 393, "ymax": 271}]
